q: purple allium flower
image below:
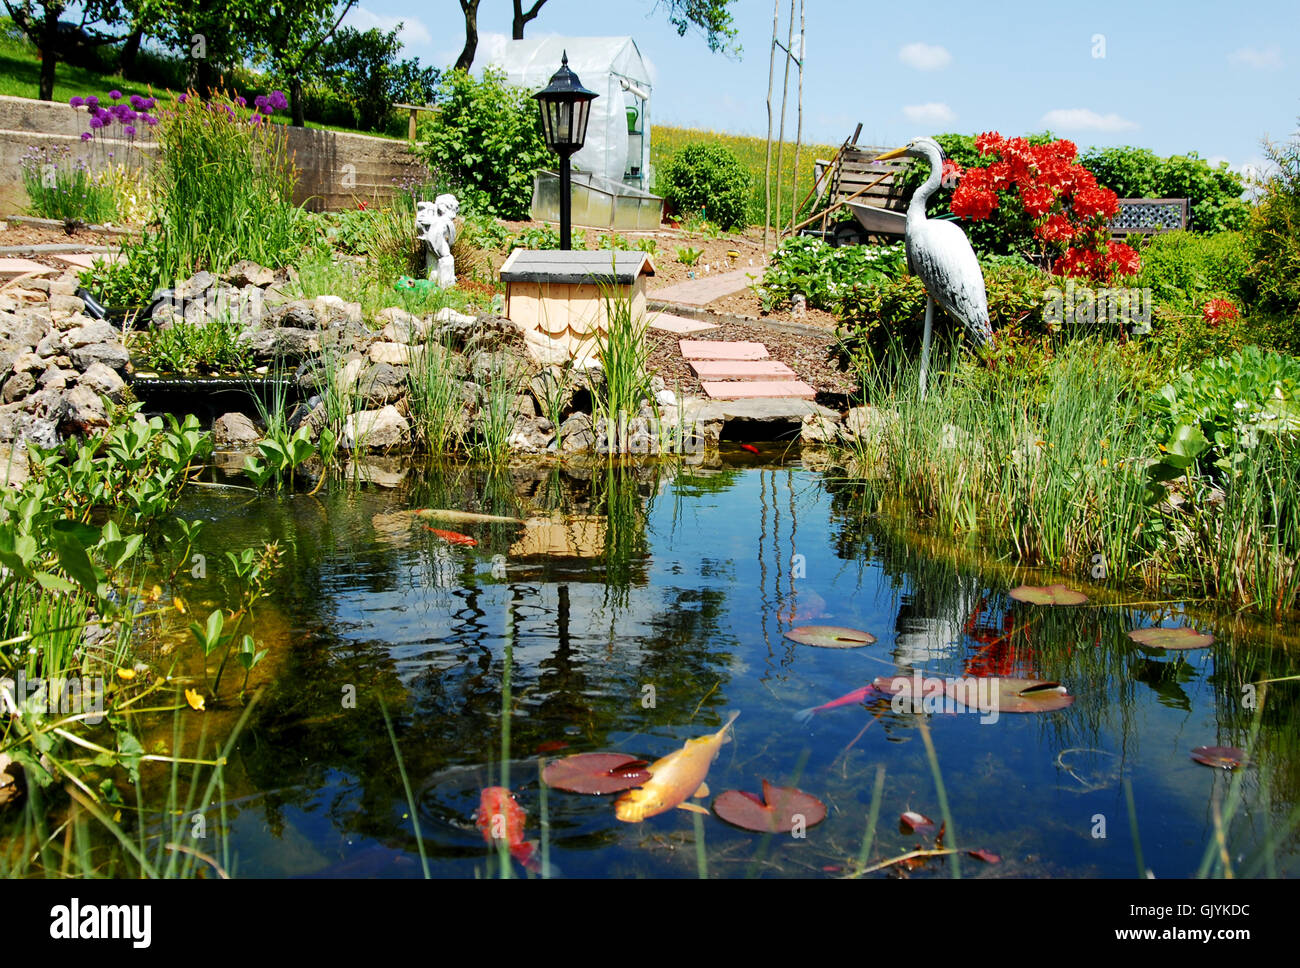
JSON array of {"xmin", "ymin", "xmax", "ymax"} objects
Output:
[
  {"xmin": 123, "ymin": 125, "xmax": 136, "ymax": 137},
  {"xmin": 178, "ymin": 93, "xmax": 188, "ymax": 103},
  {"xmin": 70, "ymin": 96, "xmax": 85, "ymax": 107},
  {"xmin": 235, "ymin": 96, "xmax": 246, "ymax": 107},
  {"xmin": 143, "ymin": 97, "xmax": 156, "ymax": 110},
  {"xmin": 86, "ymin": 96, "xmax": 99, "ymax": 108},
  {"xmin": 80, "ymin": 131, "xmax": 93, "ymax": 141},
  {"xmin": 88, "ymin": 116, "xmax": 104, "ymax": 129},
  {"xmin": 269, "ymin": 90, "xmax": 288, "ymax": 110},
  {"xmin": 109, "ymin": 90, "xmax": 122, "ymax": 100},
  {"xmin": 143, "ymin": 114, "xmax": 158, "ymax": 126}
]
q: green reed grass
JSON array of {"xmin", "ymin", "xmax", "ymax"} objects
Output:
[
  {"xmin": 594, "ymin": 281, "xmax": 654, "ymax": 450},
  {"xmin": 471, "ymin": 360, "xmax": 522, "ymax": 464},
  {"xmin": 406, "ymin": 337, "xmax": 467, "ymax": 455}
]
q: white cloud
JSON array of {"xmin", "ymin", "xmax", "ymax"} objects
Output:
[
  {"xmin": 903, "ymin": 102, "xmax": 956, "ymax": 125},
  {"xmin": 1228, "ymin": 45, "xmax": 1283, "ymax": 70},
  {"xmin": 476, "ymin": 32, "xmax": 511, "ymax": 70},
  {"xmin": 898, "ymin": 42, "xmax": 952, "ymax": 71},
  {"xmin": 344, "ymin": 7, "xmax": 434, "ymax": 51},
  {"xmin": 1040, "ymin": 108, "xmax": 1138, "ymax": 132},
  {"xmin": 898, "ymin": 42, "xmax": 951, "ymax": 71}
]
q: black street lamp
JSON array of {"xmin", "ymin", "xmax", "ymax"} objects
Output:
[{"xmin": 533, "ymin": 51, "xmax": 598, "ymax": 250}]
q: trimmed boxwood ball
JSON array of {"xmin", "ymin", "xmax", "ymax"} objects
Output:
[{"xmin": 658, "ymin": 142, "xmax": 752, "ymax": 230}]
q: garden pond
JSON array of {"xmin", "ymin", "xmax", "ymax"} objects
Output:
[{"xmin": 128, "ymin": 456, "xmax": 1300, "ymax": 878}]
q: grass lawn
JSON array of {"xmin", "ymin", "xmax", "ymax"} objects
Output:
[{"xmin": 651, "ymin": 124, "xmax": 841, "ymax": 228}]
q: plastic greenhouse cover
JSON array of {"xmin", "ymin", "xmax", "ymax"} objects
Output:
[{"xmin": 493, "ymin": 36, "xmax": 654, "ymax": 186}]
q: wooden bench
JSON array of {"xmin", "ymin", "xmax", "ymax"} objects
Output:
[{"xmin": 393, "ymin": 103, "xmax": 439, "ymax": 141}]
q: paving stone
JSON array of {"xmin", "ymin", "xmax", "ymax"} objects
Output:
[
  {"xmin": 688, "ymin": 360, "xmax": 798, "ymax": 381},
  {"xmin": 651, "ymin": 269, "xmax": 757, "ymax": 306},
  {"xmin": 0, "ymin": 259, "xmax": 58, "ymax": 280},
  {"xmin": 679, "ymin": 340, "xmax": 768, "ymax": 360},
  {"xmin": 48, "ymin": 252, "xmax": 124, "ymax": 269},
  {"xmin": 648, "ymin": 313, "xmax": 718, "ymax": 334},
  {"xmin": 700, "ymin": 379, "xmax": 816, "ymax": 400}
]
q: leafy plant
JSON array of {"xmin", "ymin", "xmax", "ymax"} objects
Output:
[
  {"xmin": 1080, "ymin": 145, "xmax": 1249, "ymax": 233},
  {"xmin": 759, "ymin": 236, "xmax": 907, "ymax": 313},
  {"xmin": 19, "ymin": 144, "xmax": 118, "ymax": 223},
  {"xmin": 417, "ymin": 67, "xmax": 551, "ymax": 220},
  {"xmin": 658, "ymin": 142, "xmax": 752, "ymax": 230},
  {"xmin": 676, "ymin": 245, "xmax": 703, "ymax": 267},
  {"xmin": 1247, "ymin": 119, "xmax": 1300, "ymax": 353},
  {"xmin": 135, "ymin": 314, "xmax": 252, "ymax": 374}
]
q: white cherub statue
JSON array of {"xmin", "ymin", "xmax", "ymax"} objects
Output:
[{"xmin": 415, "ymin": 193, "xmax": 460, "ymax": 287}]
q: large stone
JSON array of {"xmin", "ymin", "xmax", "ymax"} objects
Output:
[
  {"xmin": 77, "ymin": 362, "xmax": 125, "ymax": 398},
  {"xmin": 70, "ymin": 341, "xmax": 129, "ymax": 372},
  {"xmin": 224, "ymin": 260, "xmax": 277, "ymax": 288},
  {"xmin": 0, "ymin": 311, "xmax": 50, "ymax": 348},
  {"xmin": 2, "ymin": 372, "xmax": 35, "ymax": 403},
  {"xmin": 368, "ymin": 341, "xmax": 411, "ymax": 366},
  {"xmin": 62, "ymin": 385, "xmax": 109, "ymax": 434},
  {"xmin": 63, "ymin": 320, "xmax": 117, "ymax": 349},
  {"xmin": 47, "ymin": 294, "xmax": 85, "ymax": 316},
  {"xmin": 376, "ymin": 307, "xmax": 428, "ymax": 344},
  {"xmin": 237, "ymin": 327, "xmax": 320, "ymax": 362},
  {"xmin": 507, "ymin": 415, "xmax": 555, "ymax": 454},
  {"xmin": 311, "ymin": 296, "xmax": 363, "ymax": 329},
  {"xmin": 0, "ymin": 409, "xmax": 59, "ymax": 449},
  {"xmin": 341, "ymin": 405, "xmax": 410, "ymax": 451},
  {"xmin": 38, "ymin": 367, "xmax": 78, "ymax": 391},
  {"xmin": 801, "ymin": 411, "xmax": 844, "ymax": 445},
  {"xmin": 212, "ymin": 412, "xmax": 261, "ymax": 449},
  {"xmin": 0, "ymin": 442, "xmax": 29, "ymax": 488},
  {"xmin": 264, "ymin": 301, "xmax": 319, "ymax": 331},
  {"xmin": 175, "ymin": 271, "xmax": 217, "ymax": 299},
  {"xmin": 357, "ymin": 362, "xmax": 407, "ymax": 406},
  {"xmin": 844, "ymin": 406, "xmax": 899, "ymax": 442},
  {"xmin": 559, "ymin": 411, "xmax": 595, "ymax": 453},
  {"xmin": 11, "ymin": 351, "xmax": 43, "ymax": 374}
]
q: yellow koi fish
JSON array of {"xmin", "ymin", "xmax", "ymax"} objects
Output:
[
  {"xmin": 414, "ymin": 509, "xmax": 524, "ymax": 525},
  {"xmin": 614, "ymin": 712, "xmax": 740, "ymax": 822}
]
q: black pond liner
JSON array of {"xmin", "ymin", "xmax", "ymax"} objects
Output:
[{"xmin": 128, "ymin": 372, "xmax": 302, "ymax": 424}]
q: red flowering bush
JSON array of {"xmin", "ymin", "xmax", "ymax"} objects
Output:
[
  {"xmin": 1201, "ymin": 298, "xmax": 1240, "ymax": 327},
  {"xmin": 948, "ymin": 132, "xmax": 1140, "ymax": 284}
]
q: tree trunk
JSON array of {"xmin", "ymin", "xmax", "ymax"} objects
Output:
[
  {"xmin": 119, "ymin": 23, "xmax": 144, "ymax": 78},
  {"xmin": 512, "ymin": 0, "xmax": 548, "ymax": 40},
  {"xmin": 38, "ymin": 5, "xmax": 61, "ymax": 101},
  {"xmin": 290, "ymin": 76, "xmax": 305, "ymax": 127},
  {"xmin": 455, "ymin": 0, "xmax": 480, "ymax": 72}
]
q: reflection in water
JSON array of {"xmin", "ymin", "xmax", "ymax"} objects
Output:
[{"xmin": 124, "ymin": 458, "xmax": 1300, "ymax": 878}]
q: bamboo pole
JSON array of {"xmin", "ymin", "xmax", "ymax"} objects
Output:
[
  {"xmin": 763, "ymin": 0, "xmax": 779, "ymax": 251},
  {"xmin": 773, "ymin": 0, "xmax": 796, "ymax": 238},
  {"xmin": 790, "ymin": 0, "xmax": 805, "ymax": 234}
]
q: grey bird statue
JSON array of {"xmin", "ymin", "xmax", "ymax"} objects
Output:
[{"xmin": 874, "ymin": 136, "xmax": 993, "ymax": 396}]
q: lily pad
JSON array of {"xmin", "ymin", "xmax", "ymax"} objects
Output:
[
  {"xmin": 784, "ymin": 625, "xmax": 877, "ymax": 649},
  {"xmin": 712, "ymin": 780, "xmax": 827, "ymax": 833},
  {"xmin": 1008, "ymin": 584, "xmax": 1088, "ymax": 606},
  {"xmin": 944, "ymin": 677, "xmax": 1075, "ymax": 714},
  {"xmin": 1190, "ymin": 746, "xmax": 1247, "ymax": 770},
  {"xmin": 1127, "ymin": 627, "xmax": 1214, "ymax": 650},
  {"xmin": 899, "ymin": 810, "xmax": 935, "ymax": 834},
  {"xmin": 541, "ymin": 753, "xmax": 650, "ymax": 794}
]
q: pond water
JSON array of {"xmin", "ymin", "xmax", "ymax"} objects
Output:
[{"xmin": 152, "ymin": 457, "xmax": 1300, "ymax": 878}]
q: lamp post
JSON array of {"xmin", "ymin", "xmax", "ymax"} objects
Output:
[{"xmin": 533, "ymin": 52, "xmax": 598, "ymax": 250}]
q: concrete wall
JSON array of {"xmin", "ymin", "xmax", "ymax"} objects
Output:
[{"xmin": 0, "ymin": 94, "xmax": 429, "ymax": 216}]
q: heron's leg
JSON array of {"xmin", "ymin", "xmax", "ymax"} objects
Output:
[{"xmin": 919, "ymin": 296, "xmax": 934, "ymax": 400}]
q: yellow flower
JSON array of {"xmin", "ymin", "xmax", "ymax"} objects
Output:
[
  {"xmin": 1101, "ymin": 458, "xmax": 1108, "ymax": 467},
  {"xmin": 173, "ymin": 595, "xmax": 187, "ymax": 614},
  {"xmin": 116, "ymin": 668, "xmax": 136, "ymax": 681},
  {"xmin": 185, "ymin": 688, "xmax": 205, "ymax": 711}
]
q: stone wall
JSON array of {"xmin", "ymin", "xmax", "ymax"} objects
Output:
[{"xmin": 0, "ymin": 94, "xmax": 428, "ymax": 215}]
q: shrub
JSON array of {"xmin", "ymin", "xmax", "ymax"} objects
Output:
[
  {"xmin": 1246, "ymin": 120, "xmax": 1300, "ymax": 351},
  {"xmin": 1080, "ymin": 146, "xmax": 1249, "ymax": 233},
  {"xmin": 657, "ymin": 142, "xmax": 752, "ymax": 230},
  {"xmin": 758, "ymin": 236, "xmax": 906, "ymax": 312},
  {"xmin": 417, "ymin": 68, "xmax": 551, "ymax": 221}
]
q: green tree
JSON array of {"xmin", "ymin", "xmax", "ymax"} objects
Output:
[
  {"xmin": 148, "ymin": 0, "xmax": 257, "ymax": 97},
  {"xmin": 244, "ymin": 0, "xmax": 355, "ymax": 126},
  {"xmin": 321, "ymin": 25, "xmax": 440, "ymax": 132},
  {"xmin": 3, "ymin": 0, "xmax": 126, "ymax": 99},
  {"xmin": 1080, "ymin": 146, "xmax": 1248, "ymax": 233},
  {"xmin": 417, "ymin": 67, "xmax": 550, "ymax": 220}
]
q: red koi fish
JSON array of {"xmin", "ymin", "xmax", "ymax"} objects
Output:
[
  {"xmin": 739, "ymin": 444, "xmax": 760, "ymax": 455},
  {"xmin": 425, "ymin": 526, "xmax": 477, "ymax": 546},
  {"xmin": 793, "ymin": 683, "xmax": 879, "ymax": 723},
  {"xmin": 475, "ymin": 786, "xmax": 539, "ymax": 871}
]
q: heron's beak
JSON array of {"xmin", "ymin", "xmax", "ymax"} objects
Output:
[{"xmin": 874, "ymin": 146, "xmax": 908, "ymax": 161}]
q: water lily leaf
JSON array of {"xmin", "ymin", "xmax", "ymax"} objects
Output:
[
  {"xmin": 900, "ymin": 810, "xmax": 935, "ymax": 834},
  {"xmin": 872, "ymin": 675, "xmax": 1074, "ymax": 714},
  {"xmin": 1190, "ymin": 746, "xmax": 1246, "ymax": 770},
  {"xmin": 1009, "ymin": 584, "xmax": 1088, "ymax": 605},
  {"xmin": 712, "ymin": 780, "xmax": 827, "ymax": 833},
  {"xmin": 1127, "ymin": 627, "xmax": 1214, "ymax": 650},
  {"xmin": 784, "ymin": 625, "xmax": 877, "ymax": 648},
  {"xmin": 541, "ymin": 753, "xmax": 650, "ymax": 794},
  {"xmin": 968, "ymin": 849, "xmax": 1001, "ymax": 864}
]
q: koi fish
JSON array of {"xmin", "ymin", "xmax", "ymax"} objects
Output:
[
  {"xmin": 476, "ymin": 786, "xmax": 539, "ymax": 871},
  {"xmin": 415, "ymin": 509, "xmax": 524, "ymax": 525},
  {"xmin": 424, "ymin": 527, "xmax": 477, "ymax": 546},
  {"xmin": 614, "ymin": 712, "xmax": 740, "ymax": 822},
  {"xmin": 739, "ymin": 444, "xmax": 760, "ymax": 455},
  {"xmin": 793, "ymin": 684, "xmax": 878, "ymax": 723}
]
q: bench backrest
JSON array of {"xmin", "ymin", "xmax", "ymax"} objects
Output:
[{"xmin": 1110, "ymin": 198, "xmax": 1190, "ymax": 237}]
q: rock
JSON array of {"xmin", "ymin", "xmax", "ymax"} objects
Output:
[
  {"xmin": 376, "ymin": 307, "xmax": 428, "ymax": 344},
  {"xmin": 312, "ymin": 296, "xmax": 363, "ymax": 329},
  {"xmin": 655, "ymin": 388, "xmax": 679, "ymax": 408},
  {"xmin": 212, "ymin": 412, "xmax": 261, "ymax": 449},
  {"xmin": 507, "ymin": 415, "xmax": 555, "ymax": 454},
  {"xmin": 559, "ymin": 412, "xmax": 595, "ymax": 453},
  {"xmin": 175, "ymin": 271, "xmax": 217, "ymax": 299},
  {"xmin": 844, "ymin": 406, "xmax": 899, "ymax": 442},
  {"xmin": 0, "ymin": 409, "xmax": 58, "ymax": 449},
  {"xmin": 62, "ymin": 385, "xmax": 109, "ymax": 434},
  {"xmin": 264, "ymin": 301, "xmax": 319, "ymax": 331},
  {"xmin": 224, "ymin": 260, "xmax": 277, "ymax": 288},
  {"xmin": 511, "ymin": 393, "xmax": 536, "ymax": 418},
  {"xmin": 522, "ymin": 326, "xmax": 573, "ymax": 366},
  {"xmin": 11, "ymin": 351, "xmax": 43, "ymax": 374},
  {"xmin": 35, "ymin": 333, "xmax": 60, "ymax": 358},
  {"xmin": 801, "ymin": 412, "xmax": 843, "ymax": 445},
  {"xmin": 470, "ymin": 348, "xmax": 531, "ymax": 384},
  {"xmin": 357, "ymin": 362, "xmax": 407, "ymax": 406},
  {"xmin": 0, "ymin": 311, "xmax": 50, "ymax": 348},
  {"xmin": 70, "ymin": 341, "xmax": 129, "ymax": 372},
  {"xmin": 47, "ymin": 294, "xmax": 85, "ymax": 316},
  {"xmin": 0, "ymin": 442, "xmax": 28, "ymax": 488},
  {"xmin": 368, "ymin": 341, "xmax": 410, "ymax": 366},
  {"xmin": 342, "ymin": 458, "xmax": 408, "ymax": 488},
  {"xmin": 341, "ymin": 405, "xmax": 410, "ymax": 451},
  {"xmin": 2, "ymin": 372, "xmax": 35, "ymax": 404},
  {"xmin": 529, "ymin": 368, "xmax": 573, "ymax": 416},
  {"xmin": 38, "ymin": 367, "xmax": 77, "ymax": 391},
  {"xmin": 236, "ymin": 327, "xmax": 320, "ymax": 362},
  {"xmin": 77, "ymin": 362, "xmax": 125, "ymax": 398},
  {"xmin": 434, "ymin": 311, "xmax": 522, "ymax": 353}
]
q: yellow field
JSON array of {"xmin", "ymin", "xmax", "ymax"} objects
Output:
[{"xmin": 650, "ymin": 124, "xmax": 841, "ymax": 229}]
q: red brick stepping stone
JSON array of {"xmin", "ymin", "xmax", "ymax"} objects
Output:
[
  {"xmin": 652, "ymin": 269, "xmax": 757, "ymax": 306},
  {"xmin": 679, "ymin": 340, "xmax": 769, "ymax": 361},
  {"xmin": 649, "ymin": 313, "xmax": 718, "ymax": 334},
  {"xmin": 701, "ymin": 380, "xmax": 816, "ymax": 400},
  {"xmin": 689, "ymin": 360, "xmax": 798, "ymax": 381}
]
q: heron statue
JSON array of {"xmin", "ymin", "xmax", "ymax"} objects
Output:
[{"xmin": 874, "ymin": 136, "xmax": 992, "ymax": 397}]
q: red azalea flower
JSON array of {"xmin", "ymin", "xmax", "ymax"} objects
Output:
[
  {"xmin": 952, "ymin": 184, "xmax": 998, "ymax": 220},
  {"xmin": 1020, "ymin": 183, "xmax": 1056, "ymax": 218},
  {"xmin": 1073, "ymin": 185, "xmax": 1119, "ymax": 222},
  {"xmin": 357, "ymin": 200, "xmax": 368, "ymax": 211},
  {"xmin": 941, "ymin": 158, "xmax": 963, "ymax": 186},
  {"xmin": 1109, "ymin": 241, "xmax": 1141, "ymax": 276},
  {"xmin": 1202, "ymin": 298, "xmax": 1239, "ymax": 326},
  {"xmin": 975, "ymin": 131, "xmax": 1005, "ymax": 156},
  {"xmin": 1036, "ymin": 213, "xmax": 1077, "ymax": 244}
]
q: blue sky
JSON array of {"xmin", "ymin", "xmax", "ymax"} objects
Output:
[{"xmin": 347, "ymin": 0, "xmax": 1298, "ymax": 178}]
